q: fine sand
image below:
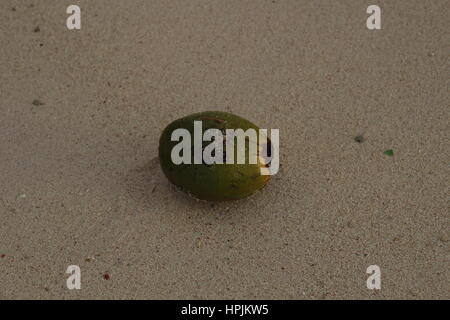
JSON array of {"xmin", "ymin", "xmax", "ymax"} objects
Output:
[{"xmin": 0, "ymin": 0, "xmax": 448, "ymax": 299}]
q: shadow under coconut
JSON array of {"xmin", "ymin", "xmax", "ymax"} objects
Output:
[{"xmin": 123, "ymin": 156, "xmax": 277, "ymax": 223}]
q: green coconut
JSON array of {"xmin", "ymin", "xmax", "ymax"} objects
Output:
[{"xmin": 158, "ymin": 111, "xmax": 270, "ymax": 201}]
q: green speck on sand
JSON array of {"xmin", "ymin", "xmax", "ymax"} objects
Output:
[{"xmin": 384, "ymin": 149, "xmax": 394, "ymax": 156}]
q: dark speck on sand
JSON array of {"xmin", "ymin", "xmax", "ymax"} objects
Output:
[
  {"xmin": 32, "ymin": 99, "xmax": 44, "ymax": 106},
  {"xmin": 354, "ymin": 135, "xmax": 364, "ymax": 143}
]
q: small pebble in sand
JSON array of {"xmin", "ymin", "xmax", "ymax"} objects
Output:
[
  {"xmin": 34, "ymin": 26, "xmax": 40, "ymax": 32},
  {"xmin": 103, "ymin": 273, "xmax": 110, "ymax": 280},
  {"xmin": 1, "ymin": 254, "xmax": 5, "ymax": 258},
  {"xmin": 354, "ymin": 135, "xmax": 364, "ymax": 143},
  {"xmin": 32, "ymin": 99, "xmax": 44, "ymax": 106}
]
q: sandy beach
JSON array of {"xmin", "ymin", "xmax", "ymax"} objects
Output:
[{"xmin": 0, "ymin": 0, "xmax": 448, "ymax": 299}]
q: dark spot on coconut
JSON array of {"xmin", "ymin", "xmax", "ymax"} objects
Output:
[
  {"xmin": 200, "ymin": 117, "xmax": 225, "ymax": 124},
  {"xmin": 266, "ymin": 139, "xmax": 272, "ymax": 158},
  {"xmin": 222, "ymin": 148, "xmax": 228, "ymax": 163}
]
